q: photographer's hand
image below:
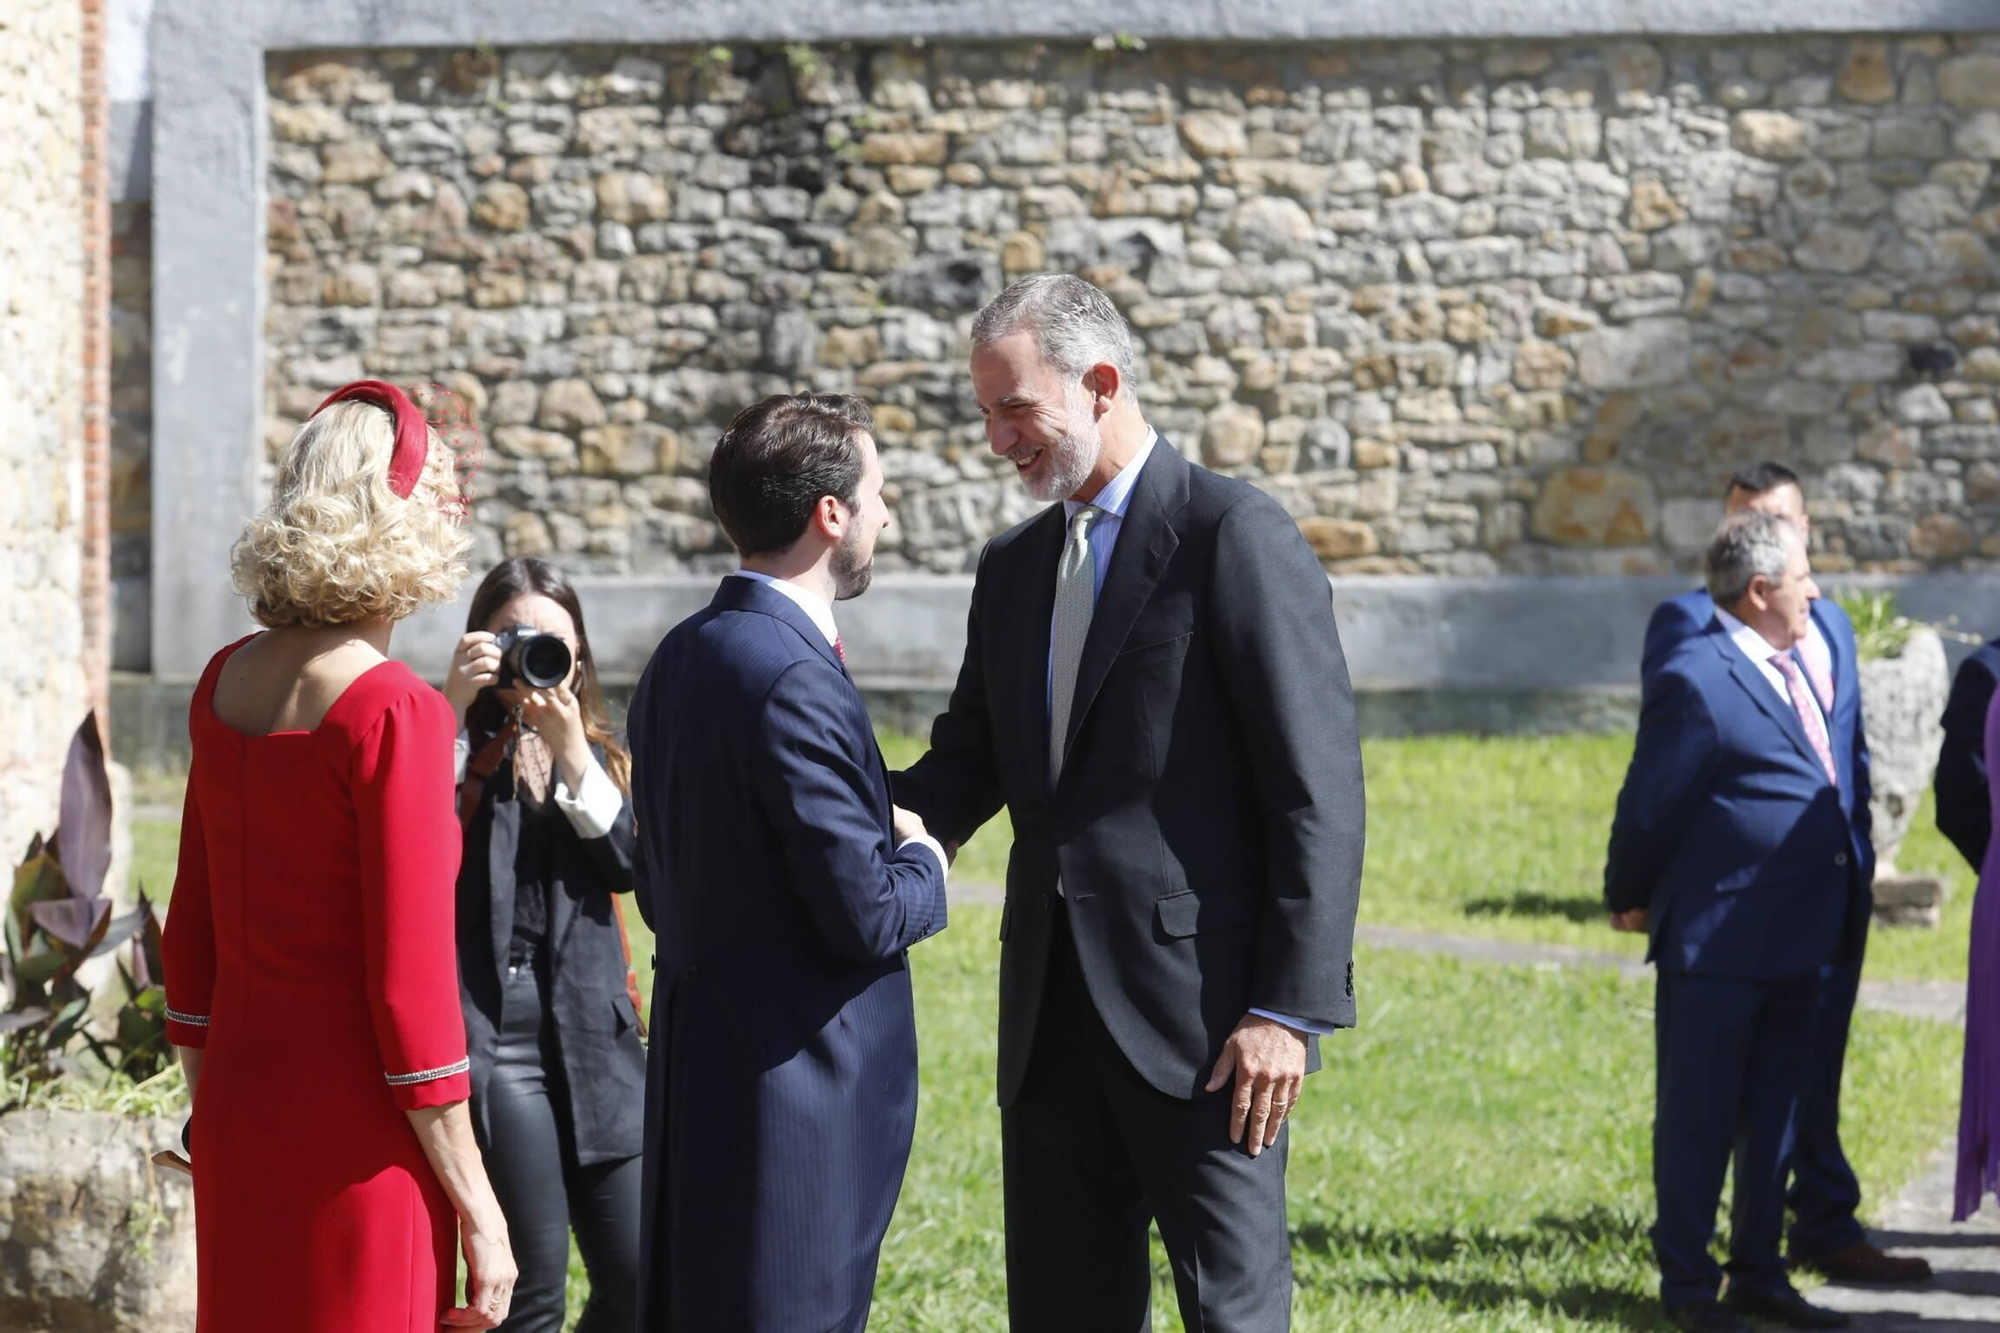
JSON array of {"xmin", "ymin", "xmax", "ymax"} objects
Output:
[
  {"xmin": 518, "ymin": 685, "xmax": 593, "ymax": 791},
  {"xmin": 443, "ymin": 632, "xmax": 501, "ymax": 718}
]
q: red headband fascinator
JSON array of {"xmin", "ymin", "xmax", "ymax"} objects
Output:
[
  {"xmin": 310, "ymin": 379, "xmax": 482, "ymax": 524},
  {"xmin": 313, "ymin": 380, "xmax": 431, "ymax": 498}
]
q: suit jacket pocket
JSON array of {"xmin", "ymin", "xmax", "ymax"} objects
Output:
[
  {"xmin": 1116, "ymin": 631, "xmax": 1193, "ymax": 663},
  {"xmin": 1155, "ymin": 889, "xmax": 1257, "ymax": 938},
  {"xmin": 613, "ymin": 991, "xmax": 639, "ymax": 1033}
]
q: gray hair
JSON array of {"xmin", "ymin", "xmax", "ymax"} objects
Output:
[
  {"xmin": 971, "ymin": 273, "xmax": 1138, "ymax": 397},
  {"xmin": 1706, "ymin": 510, "xmax": 1798, "ymax": 606}
]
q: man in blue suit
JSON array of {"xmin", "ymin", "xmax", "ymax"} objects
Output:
[
  {"xmin": 1610, "ymin": 512, "xmax": 1873, "ymax": 1332},
  {"xmin": 626, "ymin": 393, "xmax": 951, "ymax": 1332},
  {"xmin": 1638, "ymin": 462, "xmax": 1926, "ymax": 1288}
]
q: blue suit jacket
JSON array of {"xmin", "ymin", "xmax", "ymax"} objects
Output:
[
  {"xmin": 1607, "ymin": 618, "xmax": 1872, "ymax": 979},
  {"xmin": 626, "ymin": 577, "xmax": 948, "ymax": 1332},
  {"xmin": 1643, "ymin": 589, "xmax": 1874, "ymax": 882}
]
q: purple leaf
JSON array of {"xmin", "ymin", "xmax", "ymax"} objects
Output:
[
  {"xmin": 55, "ymin": 713, "xmax": 113, "ymax": 902},
  {"xmin": 29, "ymin": 898, "xmax": 111, "ymax": 954},
  {"xmin": 90, "ymin": 904, "xmax": 151, "ymax": 959},
  {"xmin": 0, "ymin": 1007, "xmax": 51, "ymax": 1034},
  {"xmin": 130, "ymin": 891, "xmax": 163, "ymax": 991}
]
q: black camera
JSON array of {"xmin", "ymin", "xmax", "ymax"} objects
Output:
[{"xmin": 492, "ymin": 624, "xmax": 573, "ymax": 692}]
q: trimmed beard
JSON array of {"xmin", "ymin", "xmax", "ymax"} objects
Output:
[
  {"xmin": 831, "ymin": 520, "xmax": 873, "ymax": 601},
  {"xmin": 1020, "ymin": 386, "xmax": 1104, "ymax": 502}
]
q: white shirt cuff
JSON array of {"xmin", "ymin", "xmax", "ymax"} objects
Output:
[
  {"xmin": 898, "ymin": 834, "xmax": 950, "ymax": 885},
  {"xmin": 1249, "ymin": 1007, "xmax": 1334, "ymax": 1036},
  {"xmin": 453, "ymin": 730, "xmax": 471, "ymax": 785},
  {"xmin": 554, "ymin": 757, "xmax": 624, "ymax": 839}
]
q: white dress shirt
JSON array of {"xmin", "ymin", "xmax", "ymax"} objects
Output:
[
  {"xmin": 1714, "ymin": 606, "xmax": 1829, "ymax": 736},
  {"xmin": 730, "ymin": 569, "xmax": 950, "ymax": 882},
  {"xmin": 1045, "ymin": 431, "xmax": 1328, "ymax": 1038}
]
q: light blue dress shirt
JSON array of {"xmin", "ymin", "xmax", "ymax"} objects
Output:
[{"xmin": 1045, "ymin": 431, "xmax": 1329, "ymax": 1038}]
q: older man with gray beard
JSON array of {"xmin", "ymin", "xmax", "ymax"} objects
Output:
[{"xmin": 894, "ymin": 274, "xmax": 1366, "ymax": 1332}]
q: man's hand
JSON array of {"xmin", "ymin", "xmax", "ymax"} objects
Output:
[
  {"xmin": 1609, "ymin": 908, "xmax": 1649, "ymax": 933},
  {"xmin": 892, "ymin": 804, "xmax": 928, "ymax": 845},
  {"xmin": 1204, "ymin": 1014, "xmax": 1308, "ymax": 1156}
]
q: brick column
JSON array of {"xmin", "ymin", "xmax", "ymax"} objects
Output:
[{"xmin": 78, "ymin": 0, "xmax": 111, "ymax": 724}]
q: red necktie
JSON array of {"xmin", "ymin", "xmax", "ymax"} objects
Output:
[
  {"xmin": 834, "ymin": 636, "xmax": 847, "ymax": 666},
  {"xmin": 1770, "ymin": 654, "xmax": 1838, "ymax": 787}
]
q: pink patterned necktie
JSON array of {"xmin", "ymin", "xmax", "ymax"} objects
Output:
[
  {"xmin": 834, "ymin": 636, "xmax": 847, "ymax": 666},
  {"xmin": 1770, "ymin": 654, "xmax": 1838, "ymax": 787},
  {"xmin": 1799, "ymin": 646, "xmax": 1833, "ymax": 714}
]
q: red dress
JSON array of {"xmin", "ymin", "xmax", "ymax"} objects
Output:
[{"xmin": 162, "ymin": 636, "xmax": 471, "ymax": 1331}]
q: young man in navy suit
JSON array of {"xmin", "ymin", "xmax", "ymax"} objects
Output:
[
  {"xmin": 1638, "ymin": 462, "xmax": 1926, "ymax": 1288},
  {"xmin": 1610, "ymin": 513, "xmax": 1870, "ymax": 1333},
  {"xmin": 626, "ymin": 393, "xmax": 951, "ymax": 1333}
]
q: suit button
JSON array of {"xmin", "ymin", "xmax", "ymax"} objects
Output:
[{"xmin": 1835, "ymin": 852, "xmax": 1849, "ymax": 866}]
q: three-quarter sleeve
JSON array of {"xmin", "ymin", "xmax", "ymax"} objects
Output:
[
  {"xmin": 161, "ymin": 763, "xmax": 215, "ymax": 1048},
  {"xmin": 353, "ymin": 685, "xmax": 470, "ymax": 1110}
]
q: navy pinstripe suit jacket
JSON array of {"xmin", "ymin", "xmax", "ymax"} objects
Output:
[{"xmin": 627, "ymin": 576, "xmax": 948, "ymax": 1333}]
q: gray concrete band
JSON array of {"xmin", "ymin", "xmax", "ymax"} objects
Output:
[
  {"xmin": 148, "ymin": 0, "xmax": 2000, "ymax": 678},
  {"xmin": 153, "ymin": 570, "xmax": 2000, "ymax": 689}
]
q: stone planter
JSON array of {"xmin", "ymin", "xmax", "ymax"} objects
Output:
[
  {"xmin": 1856, "ymin": 625, "xmax": 1951, "ymax": 928},
  {"xmin": 0, "ymin": 1108, "xmax": 195, "ymax": 1332}
]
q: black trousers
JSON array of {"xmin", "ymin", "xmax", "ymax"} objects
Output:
[
  {"xmin": 1002, "ymin": 904, "xmax": 1293, "ymax": 1333},
  {"xmin": 481, "ymin": 955, "xmax": 643, "ymax": 1333}
]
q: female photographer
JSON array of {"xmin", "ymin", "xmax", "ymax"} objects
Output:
[{"xmin": 443, "ymin": 557, "xmax": 645, "ymax": 1333}]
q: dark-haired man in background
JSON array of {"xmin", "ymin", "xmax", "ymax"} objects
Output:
[
  {"xmin": 627, "ymin": 393, "xmax": 951, "ymax": 1332},
  {"xmin": 1637, "ymin": 462, "xmax": 1926, "ymax": 1287}
]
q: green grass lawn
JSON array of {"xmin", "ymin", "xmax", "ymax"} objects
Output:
[
  {"xmin": 1360, "ymin": 735, "xmax": 1974, "ymax": 984},
  {"xmin": 125, "ymin": 733, "xmax": 1972, "ymax": 1330},
  {"xmin": 137, "ymin": 733, "xmax": 1969, "ymax": 983},
  {"xmin": 595, "ymin": 909, "xmax": 1958, "ymax": 1332}
]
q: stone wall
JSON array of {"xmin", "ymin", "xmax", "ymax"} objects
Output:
[
  {"xmin": 250, "ymin": 35, "xmax": 2000, "ymax": 585},
  {"xmin": 2, "ymin": 0, "xmax": 88, "ymax": 858}
]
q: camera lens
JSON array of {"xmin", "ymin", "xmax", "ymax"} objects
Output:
[{"xmin": 517, "ymin": 634, "xmax": 573, "ymax": 690}]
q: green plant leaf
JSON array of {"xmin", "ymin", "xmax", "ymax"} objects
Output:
[
  {"xmin": 14, "ymin": 944, "xmax": 69, "ymax": 989},
  {"xmin": 11, "ymin": 854, "xmax": 68, "ymax": 935}
]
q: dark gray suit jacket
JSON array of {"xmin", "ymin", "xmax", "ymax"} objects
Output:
[
  {"xmin": 457, "ymin": 743, "xmax": 646, "ymax": 1166},
  {"xmin": 895, "ymin": 436, "xmax": 1366, "ymax": 1106}
]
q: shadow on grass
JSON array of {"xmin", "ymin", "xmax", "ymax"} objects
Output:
[
  {"xmin": 1294, "ymin": 1206, "xmax": 1670, "ymax": 1329},
  {"xmin": 1465, "ymin": 891, "xmax": 1607, "ymax": 924}
]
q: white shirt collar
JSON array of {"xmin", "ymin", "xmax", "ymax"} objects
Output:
[
  {"xmin": 730, "ymin": 569, "xmax": 839, "ymax": 648},
  {"xmin": 1064, "ymin": 428, "xmax": 1158, "ymax": 521}
]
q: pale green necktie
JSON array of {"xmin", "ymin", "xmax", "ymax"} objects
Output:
[{"xmin": 1049, "ymin": 505, "xmax": 1102, "ymax": 790}]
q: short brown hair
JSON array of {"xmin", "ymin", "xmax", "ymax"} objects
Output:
[{"xmin": 707, "ymin": 393, "xmax": 873, "ymax": 557}]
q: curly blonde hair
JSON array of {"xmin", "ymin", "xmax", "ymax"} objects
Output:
[{"xmin": 232, "ymin": 399, "xmax": 471, "ymax": 627}]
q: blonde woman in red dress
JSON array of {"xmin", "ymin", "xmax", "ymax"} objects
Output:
[{"xmin": 162, "ymin": 381, "xmax": 517, "ymax": 1331}]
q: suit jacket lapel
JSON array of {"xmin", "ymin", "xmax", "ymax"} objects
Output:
[
  {"xmin": 1061, "ymin": 438, "xmax": 1189, "ymax": 763},
  {"xmin": 1714, "ymin": 633, "xmax": 1825, "ymax": 775}
]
